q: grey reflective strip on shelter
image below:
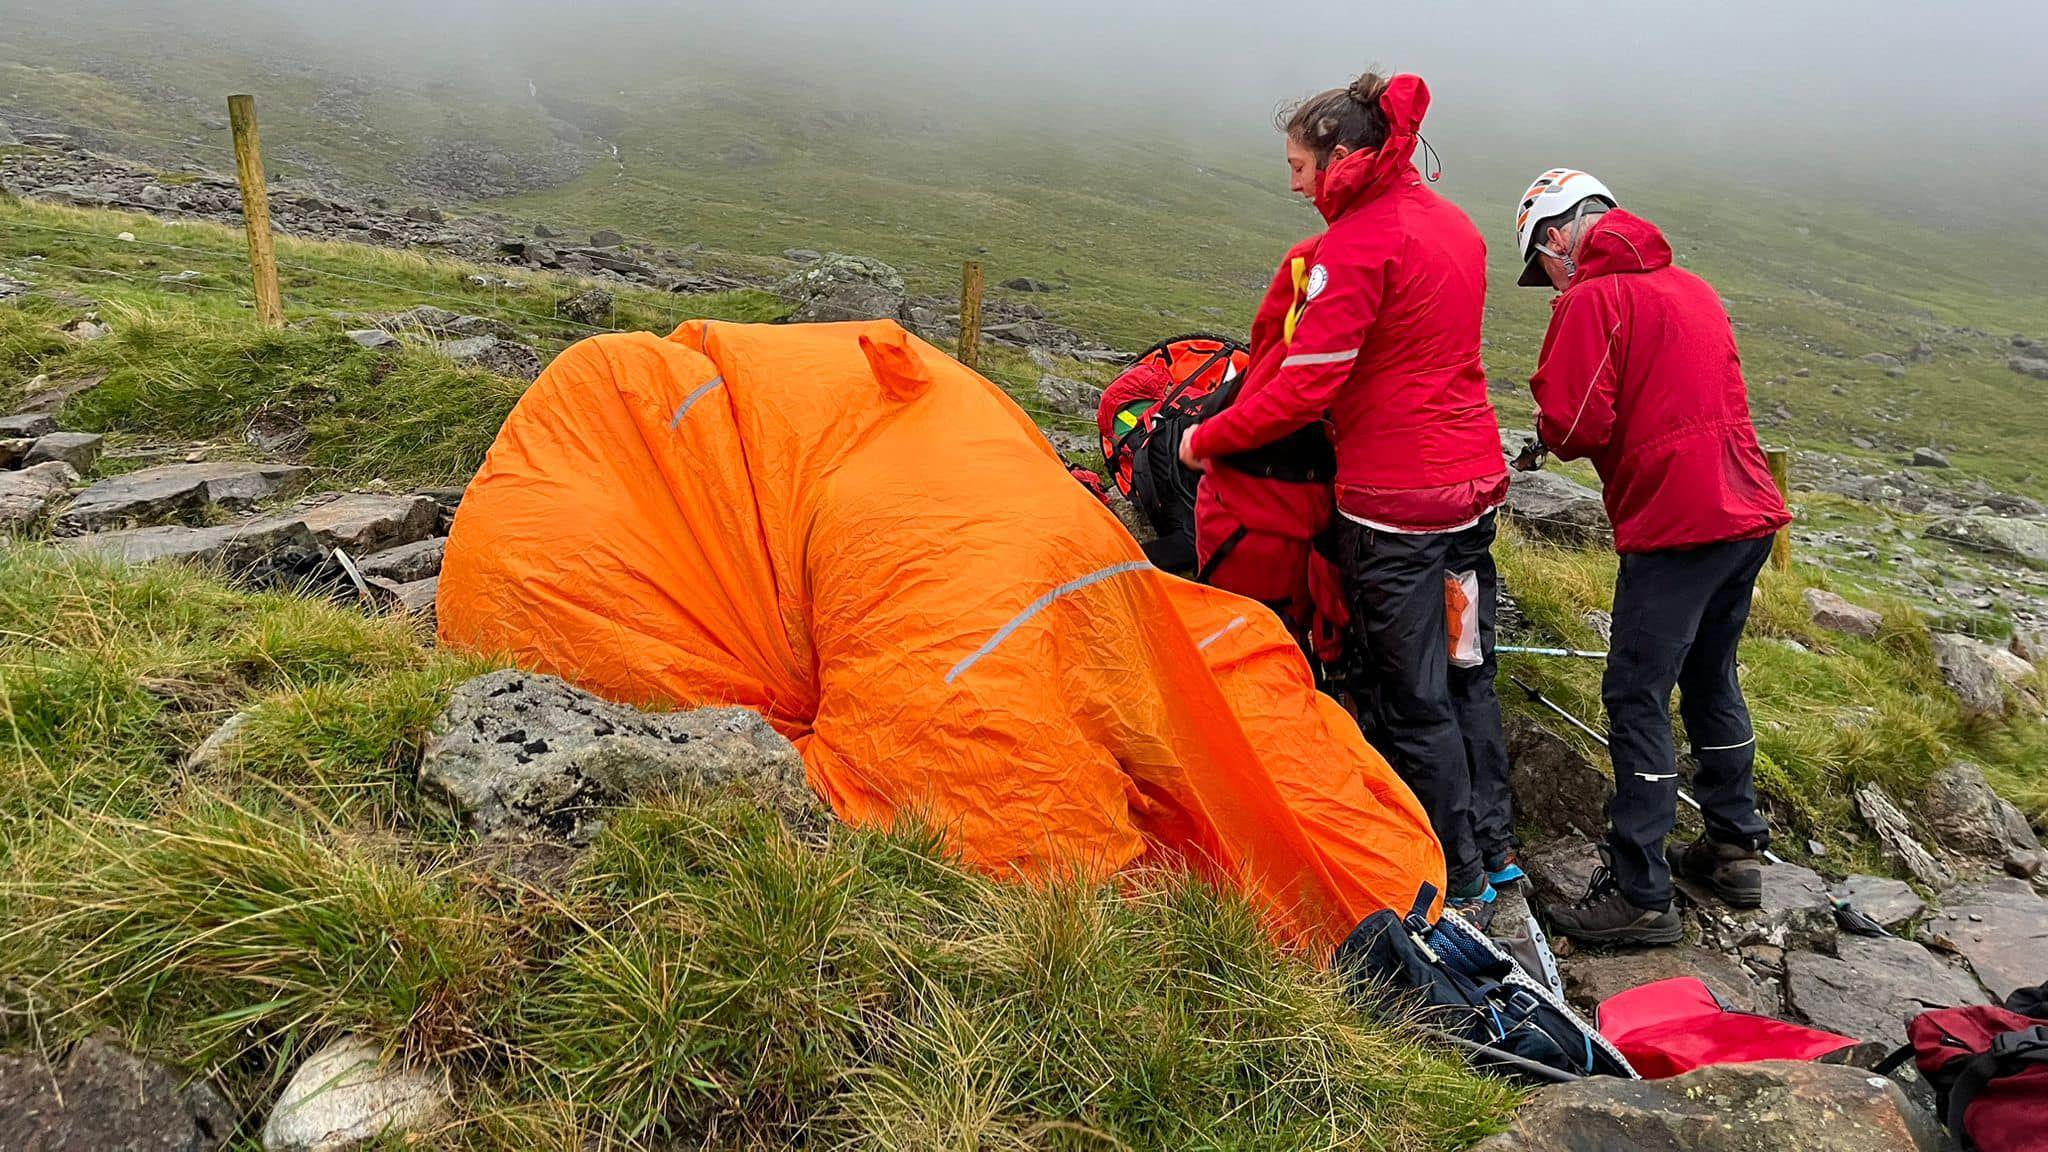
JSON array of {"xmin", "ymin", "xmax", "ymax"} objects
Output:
[
  {"xmin": 670, "ymin": 375, "xmax": 725, "ymax": 428},
  {"xmin": 946, "ymin": 560, "xmax": 1151, "ymax": 684},
  {"xmin": 1197, "ymin": 615, "xmax": 1248, "ymax": 650}
]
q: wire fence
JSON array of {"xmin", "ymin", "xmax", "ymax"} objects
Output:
[{"xmin": 1, "ymin": 109, "xmax": 237, "ymax": 157}]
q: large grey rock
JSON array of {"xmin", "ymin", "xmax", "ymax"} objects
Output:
[
  {"xmin": 1855, "ymin": 783, "xmax": 1954, "ymax": 889},
  {"xmin": 1504, "ymin": 469, "xmax": 1612, "ymax": 547},
  {"xmin": 1833, "ymin": 874, "xmax": 1928, "ymax": 928},
  {"xmin": 344, "ymin": 329, "xmax": 398, "ymax": 350},
  {"xmin": 261, "ymin": 1034, "xmax": 450, "ymax": 1152},
  {"xmin": 1909, "ymin": 447, "xmax": 1950, "ymax": 469},
  {"xmin": 419, "ymin": 670, "xmax": 830, "ymax": 844},
  {"xmin": 437, "ymin": 335, "xmax": 543, "ymax": 381},
  {"xmin": 1507, "ymin": 713, "xmax": 1612, "ymax": 840},
  {"xmin": 0, "ymin": 412, "xmax": 59, "ymax": 438},
  {"xmin": 1803, "ymin": 588, "xmax": 1882, "ymax": 639},
  {"xmin": 377, "ymin": 305, "xmax": 515, "ymax": 341},
  {"xmin": 1925, "ymin": 514, "xmax": 2048, "ymax": 565},
  {"xmin": 63, "ymin": 519, "xmax": 327, "ymax": 584},
  {"xmin": 355, "ymin": 536, "xmax": 446, "ymax": 584},
  {"xmin": 0, "ymin": 1035, "xmax": 230, "ymax": 1152},
  {"xmin": 776, "ymin": 253, "xmax": 912, "ymax": 325},
  {"xmin": 1921, "ymin": 761, "xmax": 2042, "ymax": 867},
  {"xmin": 0, "ymin": 460, "xmax": 80, "ymax": 531},
  {"xmin": 2008, "ymin": 356, "xmax": 2048, "ymax": 381},
  {"xmin": 370, "ymin": 575, "xmax": 438, "ymax": 622},
  {"xmin": 1523, "ymin": 836, "xmax": 1605, "ymax": 910},
  {"xmin": 1932, "ymin": 633, "xmax": 2007, "ymax": 718},
  {"xmin": 557, "ymin": 286, "xmax": 614, "ymax": 327},
  {"xmin": 294, "ymin": 493, "xmax": 440, "ymax": 555},
  {"xmin": 1684, "ymin": 862, "xmax": 1837, "ymax": 953},
  {"xmin": 1035, "ymin": 373, "xmax": 1101, "ymax": 418},
  {"xmin": 1560, "ymin": 945, "xmax": 1764, "ymax": 1017},
  {"xmin": 56, "ymin": 461, "xmax": 311, "ymax": 534},
  {"xmin": 1785, "ymin": 934, "xmax": 1990, "ymax": 1047},
  {"xmin": 1471, "ymin": 1060, "xmax": 1943, "ymax": 1152},
  {"xmin": 1928, "ymin": 878, "xmax": 2048, "ymax": 1000},
  {"xmin": 25, "ymin": 430, "xmax": 104, "ymax": 472}
]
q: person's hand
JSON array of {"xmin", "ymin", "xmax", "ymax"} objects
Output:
[
  {"xmin": 1178, "ymin": 426, "xmax": 1208, "ymax": 472},
  {"xmin": 1511, "ymin": 437, "xmax": 1548, "ymax": 473}
]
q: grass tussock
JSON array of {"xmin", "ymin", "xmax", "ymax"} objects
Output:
[{"xmin": 0, "ymin": 545, "xmax": 1515, "ymax": 1149}]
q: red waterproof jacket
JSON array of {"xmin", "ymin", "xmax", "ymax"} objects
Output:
[
  {"xmin": 1529, "ymin": 209, "xmax": 1792, "ymax": 553},
  {"xmin": 1188, "ymin": 74, "xmax": 1507, "ymax": 533}
]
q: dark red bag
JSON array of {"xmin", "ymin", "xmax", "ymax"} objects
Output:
[{"xmin": 1884, "ymin": 990, "xmax": 2048, "ymax": 1152}]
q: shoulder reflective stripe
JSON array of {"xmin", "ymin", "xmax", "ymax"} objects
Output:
[
  {"xmin": 946, "ymin": 560, "xmax": 1151, "ymax": 684},
  {"xmin": 1280, "ymin": 348, "xmax": 1359, "ymax": 369},
  {"xmin": 669, "ymin": 376, "xmax": 725, "ymax": 428},
  {"xmin": 1197, "ymin": 615, "xmax": 1248, "ymax": 650}
]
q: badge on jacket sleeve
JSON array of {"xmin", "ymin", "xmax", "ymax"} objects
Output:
[{"xmin": 1305, "ymin": 264, "xmax": 1329, "ymax": 301}]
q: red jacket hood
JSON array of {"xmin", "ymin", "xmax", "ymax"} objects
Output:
[
  {"xmin": 1313, "ymin": 74, "xmax": 1430, "ymax": 224},
  {"xmin": 1570, "ymin": 209, "xmax": 1674, "ymax": 283}
]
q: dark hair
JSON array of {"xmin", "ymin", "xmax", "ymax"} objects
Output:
[
  {"xmin": 1530, "ymin": 197, "xmax": 1613, "ymax": 249},
  {"xmin": 1280, "ymin": 71, "xmax": 1392, "ymax": 165}
]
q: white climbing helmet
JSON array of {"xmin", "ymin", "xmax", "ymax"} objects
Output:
[{"xmin": 1515, "ymin": 168, "xmax": 1616, "ymax": 286}]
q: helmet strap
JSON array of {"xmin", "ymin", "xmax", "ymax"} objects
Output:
[{"xmin": 1534, "ymin": 199, "xmax": 1597, "ymax": 284}]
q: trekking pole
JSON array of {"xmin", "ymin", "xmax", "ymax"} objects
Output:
[
  {"xmin": 1498, "ymin": 644, "xmax": 1609, "ymax": 660},
  {"xmin": 1420, "ymin": 1027, "xmax": 1583, "ymax": 1084},
  {"xmin": 1507, "ymin": 676, "xmax": 1785, "ymax": 866}
]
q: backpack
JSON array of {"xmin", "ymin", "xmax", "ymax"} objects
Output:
[
  {"xmin": 1879, "ymin": 981, "xmax": 2048, "ymax": 1152},
  {"xmin": 1333, "ymin": 886, "xmax": 1637, "ymax": 1085},
  {"xmin": 1097, "ymin": 334, "xmax": 1249, "ymax": 574}
]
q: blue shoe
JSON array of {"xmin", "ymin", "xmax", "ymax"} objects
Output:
[
  {"xmin": 1447, "ymin": 879, "xmax": 1498, "ymax": 931},
  {"xmin": 1486, "ymin": 850, "xmax": 1526, "ymax": 888}
]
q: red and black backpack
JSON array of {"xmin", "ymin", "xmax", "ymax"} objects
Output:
[
  {"xmin": 1877, "ymin": 980, "xmax": 2048, "ymax": 1151},
  {"xmin": 1097, "ymin": 334, "xmax": 1250, "ymax": 573}
]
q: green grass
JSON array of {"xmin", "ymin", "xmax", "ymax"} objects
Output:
[{"xmin": 0, "ymin": 546, "xmax": 1515, "ymax": 1149}]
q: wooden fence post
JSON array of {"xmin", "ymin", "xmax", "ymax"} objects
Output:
[
  {"xmin": 227, "ymin": 94, "xmax": 285, "ymax": 328},
  {"xmin": 958, "ymin": 260, "xmax": 984, "ymax": 370},
  {"xmin": 1767, "ymin": 447, "xmax": 1792, "ymax": 570}
]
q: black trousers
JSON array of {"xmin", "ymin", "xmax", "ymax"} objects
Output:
[
  {"xmin": 1337, "ymin": 511, "xmax": 1512, "ymax": 892},
  {"xmin": 1604, "ymin": 534, "xmax": 1775, "ymax": 909}
]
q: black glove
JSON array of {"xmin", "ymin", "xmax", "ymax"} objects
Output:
[{"xmin": 1511, "ymin": 437, "xmax": 1549, "ymax": 473}]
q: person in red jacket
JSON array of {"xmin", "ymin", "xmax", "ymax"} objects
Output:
[
  {"xmin": 1511, "ymin": 170, "xmax": 1793, "ymax": 947},
  {"xmin": 1181, "ymin": 72, "xmax": 1514, "ymax": 922}
]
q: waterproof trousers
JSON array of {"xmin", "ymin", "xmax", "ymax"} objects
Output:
[
  {"xmin": 1604, "ymin": 534, "xmax": 1776, "ymax": 909},
  {"xmin": 1337, "ymin": 511, "xmax": 1512, "ymax": 892}
]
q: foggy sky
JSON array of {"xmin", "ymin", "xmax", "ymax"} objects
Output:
[{"xmin": 19, "ymin": 0, "xmax": 2048, "ymax": 222}]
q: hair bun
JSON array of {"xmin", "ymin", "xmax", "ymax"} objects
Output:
[{"xmin": 1348, "ymin": 72, "xmax": 1390, "ymax": 106}]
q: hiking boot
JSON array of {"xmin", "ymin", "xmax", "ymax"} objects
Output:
[
  {"xmin": 1446, "ymin": 878, "xmax": 1498, "ymax": 932},
  {"xmin": 1668, "ymin": 836, "xmax": 1765, "ymax": 909},
  {"xmin": 1545, "ymin": 865, "xmax": 1682, "ymax": 948},
  {"xmin": 1485, "ymin": 849, "xmax": 1525, "ymax": 888}
]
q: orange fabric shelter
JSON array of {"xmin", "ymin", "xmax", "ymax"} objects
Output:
[{"xmin": 438, "ymin": 320, "xmax": 1443, "ymax": 952}]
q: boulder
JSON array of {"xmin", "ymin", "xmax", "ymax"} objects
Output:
[
  {"xmin": 1862, "ymin": 352, "xmax": 1906, "ymax": 370},
  {"xmin": 1035, "ymin": 373, "xmax": 1102, "ymax": 419},
  {"xmin": 782, "ymin": 247, "xmax": 822, "ymax": 263},
  {"xmin": 1833, "ymin": 874, "xmax": 1928, "ymax": 928},
  {"xmin": 557, "ymin": 286, "xmax": 614, "ymax": 328},
  {"xmin": 1000, "ymin": 276, "xmax": 1056, "ymax": 293},
  {"xmin": 1506, "ymin": 713, "xmax": 1613, "ymax": 840},
  {"xmin": 25, "ymin": 430, "xmax": 104, "ymax": 472},
  {"xmin": 1471, "ymin": 1060, "xmax": 1943, "ymax": 1152},
  {"xmin": 1560, "ymin": 945, "xmax": 1764, "ymax": 1016},
  {"xmin": 56, "ymin": 462, "xmax": 311, "ymax": 534},
  {"xmin": 2009, "ymin": 356, "xmax": 2048, "ymax": 381},
  {"xmin": 1925, "ymin": 514, "xmax": 2048, "ymax": 565},
  {"xmin": 776, "ymin": 253, "xmax": 912, "ymax": 325},
  {"xmin": 419, "ymin": 670, "xmax": 830, "ymax": 844},
  {"xmin": 1802, "ymin": 588, "xmax": 1881, "ymax": 639},
  {"xmin": 261, "ymin": 1034, "xmax": 450, "ymax": 1152},
  {"xmin": 0, "ymin": 460, "xmax": 80, "ymax": 531},
  {"xmin": 1921, "ymin": 761, "xmax": 2042, "ymax": 866},
  {"xmin": 1504, "ymin": 469, "xmax": 1612, "ymax": 547},
  {"xmin": 344, "ymin": 329, "xmax": 398, "ymax": 349},
  {"xmin": 1926, "ymin": 879, "xmax": 2048, "ymax": 1001},
  {"xmin": 378, "ymin": 306, "xmax": 515, "ymax": 341},
  {"xmin": 355, "ymin": 536, "xmax": 446, "ymax": 584},
  {"xmin": 588, "ymin": 228, "xmax": 623, "ymax": 248},
  {"xmin": 0, "ymin": 413, "xmax": 59, "ymax": 438},
  {"xmin": 402, "ymin": 204, "xmax": 445, "ymax": 223},
  {"xmin": 1931, "ymin": 633, "xmax": 2007, "ymax": 718},
  {"xmin": 63, "ymin": 519, "xmax": 327, "ymax": 584},
  {"xmin": 1523, "ymin": 836, "xmax": 1605, "ymax": 910},
  {"xmin": 294, "ymin": 493, "xmax": 440, "ymax": 555},
  {"xmin": 376, "ymin": 575, "xmax": 438, "ymax": 619},
  {"xmin": 437, "ymin": 335, "xmax": 543, "ymax": 381},
  {"xmin": 1908, "ymin": 447, "xmax": 1950, "ymax": 469},
  {"xmin": 1854, "ymin": 783, "xmax": 1954, "ymax": 889},
  {"xmin": 1784, "ymin": 934, "xmax": 1990, "ymax": 1047},
  {"xmin": 1683, "ymin": 861, "xmax": 1836, "ymax": 953},
  {"xmin": 0, "ymin": 1035, "xmax": 231, "ymax": 1152}
]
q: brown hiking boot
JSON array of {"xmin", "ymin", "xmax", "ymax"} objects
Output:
[
  {"xmin": 1544, "ymin": 864, "xmax": 1682, "ymax": 948},
  {"xmin": 1668, "ymin": 837, "xmax": 1765, "ymax": 909}
]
